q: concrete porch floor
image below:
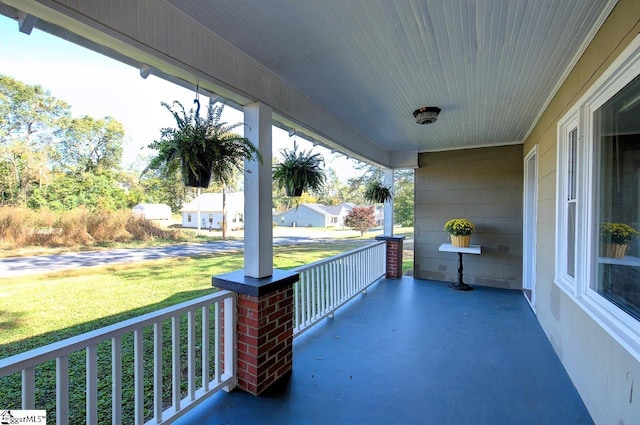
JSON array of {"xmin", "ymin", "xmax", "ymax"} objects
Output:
[{"xmin": 176, "ymin": 278, "xmax": 593, "ymax": 425}]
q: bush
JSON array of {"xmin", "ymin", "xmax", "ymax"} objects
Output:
[
  {"xmin": 0, "ymin": 207, "xmax": 31, "ymax": 245},
  {"xmin": 126, "ymin": 215, "xmax": 182, "ymax": 241},
  {"xmin": 0, "ymin": 207, "xmax": 182, "ymax": 248},
  {"xmin": 344, "ymin": 206, "xmax": 376, "ymax": 236},
  {"xmin": 87, "ymin": 209, "xmax": 131, "ymax": 243}
]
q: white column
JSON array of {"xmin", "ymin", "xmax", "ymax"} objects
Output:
[
  {"xmin": 383, "ymin": 168, "xmax": 394, "ymax": 236},
  {"xmin": 244, "ymin": 102, "xmax": 273, "ymax": 278}
]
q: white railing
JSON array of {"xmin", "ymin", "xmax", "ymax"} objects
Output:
[
  {"xmin": 292, "ymin": 241, "xmax": 386, "ymax": 336},
  {"xmin": 0, "ymin": 291, "xmax": 237, "ymax": 425}
]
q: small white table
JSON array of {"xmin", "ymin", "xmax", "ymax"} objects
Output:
[{"xmin": 439, "ymin": 243, "xmax": 481, "ymax": 291}]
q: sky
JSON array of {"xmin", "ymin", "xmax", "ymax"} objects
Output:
[{"xmin": 0, "ymin": 15, "xmax": 360, "ymax": 178}]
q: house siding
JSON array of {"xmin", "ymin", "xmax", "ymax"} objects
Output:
[
  {"xmin": 522, "ymin": 1, "xmax": 640, "ymax": 423},
  {"xmin": 414, "ymin": 145, "xmax": 523, "ymax": 289},
  {"xmin": 276, "ymin": 206, "xmax": 327, "ymax": 228}
]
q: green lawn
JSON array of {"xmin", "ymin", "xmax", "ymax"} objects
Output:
[
  {"xmin": 0, "ymin": 238, "xmax": 413, "ymax": 424},
  {"xmin": 0, "ymin": 241, "xmax": 374, "ymax": 351},
  {"xmin": 0, "ymin": 240, "xmax": 378, "ymax": 424}
]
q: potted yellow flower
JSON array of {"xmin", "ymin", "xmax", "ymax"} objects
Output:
[
  {"xmin": 600, "ymin": 222, "xmax": 638, "ymax": 258},
  {"xmin": 444, "ymin": 218, "xmax": 475, "ymax": 247}
]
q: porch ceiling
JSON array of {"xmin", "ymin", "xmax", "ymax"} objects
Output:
[
  {"xmin": 0, "ymin": 0, "xmax": 617, "ymax": 163},
  {"xmin": 165, "ymin": 0, "xmax": 615, "ymax": 153}
]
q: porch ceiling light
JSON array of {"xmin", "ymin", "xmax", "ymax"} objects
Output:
[{"xmin": 413, "ymin": 106, "xmax": 441, "ymax": 125}]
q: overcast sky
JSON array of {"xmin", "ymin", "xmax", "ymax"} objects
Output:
[{"xmin": 0, "ymin": 14, "xmax": 359, "ymax": 178}]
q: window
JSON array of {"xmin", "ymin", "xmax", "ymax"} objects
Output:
[
  {"xmin": 567, "ymin": 128, "xmax": 578, "ymax": 279},
  {"xmin": 556, "ymin": 34, "xmax": 640, "ymax": 357},
  {"xmin": 593, "ymin": 74, "xmax": 640, "ymax": 321},
  {"xmin": 556, "ymin": 114, "xmax": 579, "ymax": 293},
  {"xmin": 187, "ymin": 214, "xmax": 192, "ymax": 222}
]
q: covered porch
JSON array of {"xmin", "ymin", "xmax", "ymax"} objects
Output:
[{"xmin": 179, "ymin": 278, "xmax": 592, "ymax": 425}]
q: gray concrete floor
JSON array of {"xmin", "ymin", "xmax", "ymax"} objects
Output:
[{"xmin": 176, "ymin": 278, "xmax": 593, "ymax": 425}]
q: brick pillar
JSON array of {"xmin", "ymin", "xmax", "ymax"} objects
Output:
[
  {"xmin": 213, "ymin": 269, "xmax": 299, "ymax": 395},
  {"xmin": 375, "ymin": 236, "xmax": 406, "ymax": 278}
]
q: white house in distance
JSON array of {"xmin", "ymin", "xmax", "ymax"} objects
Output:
[
  {"xmin": 132, "ymin": 203, "xmax": 172, "ymax": 220},
  {"xmin": 274, "ymin": 202, "xmax": 381, "ymax": 228},
  {"xmin": 180, "ymin": 192, "xmax": 244, "ymax": 230}
]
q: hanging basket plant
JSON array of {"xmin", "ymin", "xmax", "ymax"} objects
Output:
[
  {"xmin": 146, "ymin": 99, "xmax": 261, "ymax": 188},
  {"xmin": 273, "ymin": 142, "xmax": 325, "ymax": 197},
  {"xmin": 364, "ymin": 181, "xmax": 393, "ymax": 204}
]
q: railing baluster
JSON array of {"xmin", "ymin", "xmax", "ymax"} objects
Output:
[
  {"xmin": 223, "ymin": 295, "xmax": 236, "ymax": 392},
  {"xmin": 172, "ymin": 315, "xmax": 181, "ymax": 413},
  {"xmin": 86, "ymin": 345, "xmax": 98, "ymax": 425},
  {"xmin": 153, "ymin": 322, "xmax": 163, "ymax": 423},
  {"xmin": 214, "ymin": 301, "xmax": 221, "ymax": 383},
  {"xmin": 112, "ymin": 336, "xmax": 122, "ymax": 425},
  {"xmin": 21, "ymin": 367, "xmax": 35, "ymax": 410},
  {"xmin": 188, "ymin": 309, "xmax": 196, "ymax": 401},
  {"xmin": 202, "ymin": 305, "xmax": 210, "ymax": 391},
  {"xmin": 320, "ymin": 264, "xmax": 326, "ymax": 314},
  {"xmin": 329, "ymin": 261, "xmax": 338, "ymax": 319},
  {"xmin": 56, "ymin": 356, "xmax": 69, "ymax": 425},
  {"xmin": 133, "ymin": 329, "xmax": 144, "ymax": 425},
  {"xmin": 310, "ymin": 269, "xmax": 318, "ymax": 320},
  {"xmin": 294, "ymin": 274, "xmax": 300, "ymax": 333}
]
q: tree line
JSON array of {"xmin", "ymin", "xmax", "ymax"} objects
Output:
[{"xmin": 0, "ymin": 74, "xmax": 413, "ymax": 225}]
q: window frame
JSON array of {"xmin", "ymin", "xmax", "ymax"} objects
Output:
[
  {"xmin": 555, "ymin": 34, "xmax": 640, "ymax": 360},
  {"xmin": 556, "ymin": 113, "xmax": 579, "ymax": 296}
]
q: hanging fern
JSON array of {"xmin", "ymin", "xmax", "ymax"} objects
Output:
[
  {"xmin": 146, "ymin": 100, "xmax": 261, "ymax": 188},
  {"xmin": 364, "ymin": 181, "xmax": 393, "ymax": 204},
  {"xmin": 273, "ymin": 142, "xmax": 325, "ymax": 197}
]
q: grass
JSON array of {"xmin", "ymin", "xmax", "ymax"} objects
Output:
[{"xmin": 0, "ymin": 240, "xmax": 373, "ymax": 424}]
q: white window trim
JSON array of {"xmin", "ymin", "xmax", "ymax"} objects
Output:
[
  {"xmin": 555, "ymin": 112, "xmax": 579, "ymax": 297},
  {"xmin": 555, "ymin": 34, "xmax": 640, "ymax": 361}
]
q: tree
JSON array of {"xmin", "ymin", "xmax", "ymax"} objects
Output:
[
  {"xmin": 0, "ymin": 75, "xmax": 70, "ymax": 205},
  {"xmin": 54, "ymin": 115, "xmax": 124, "ymax": 175},
  {"xmin": 393, "ymin": 170, "xmax": 414, "ymax": 227},
  {"xmin": 28, "ymin": 172, "xmax": 129, "ymax": 211},
  {"xmin": 316, "ymin": 167, "xmax": 349, "ymax": 205},
  {"xmin": 344, "ymin": 206, "xmax": 376, "ymax": 236}
]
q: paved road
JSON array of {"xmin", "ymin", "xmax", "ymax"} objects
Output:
[{"xmin": 0, "ymin": 236, "xmax": 330, "ymax": 277}]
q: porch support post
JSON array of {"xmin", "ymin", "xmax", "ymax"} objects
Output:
[
  {"xmin": 243, "ymin": 102, "xmax": 273, "ymax": 278},
  {"xmin": 375, "ymin": 235, "xmax": 405, "ymax": 279},
  {"xmin": 213, "ymin": 270, "xmax": 299, "ymax": 395},
  {"xmin": 383, "ymin": 168, "xmax": 394, "ymax": 236}
]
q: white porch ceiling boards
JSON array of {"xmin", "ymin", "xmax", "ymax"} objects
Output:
[
  {"xmin": 0, "ymin": 0, "xmax": 617, "ymax": 164},
  {"xmin": 164, "ymin": 0, "xmax": 616, "ymax": 153}
]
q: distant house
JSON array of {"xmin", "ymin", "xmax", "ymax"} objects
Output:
[
  {"xmin": 132, "ymin": 203, "xmax": 172, "ymax": 220},
  {"xmin": 180, "ymin": 192, "xmax": 244, "ymax": 229},
  {"xmin": 274, "ymin": 203, "xmax": 355, "ymax": 228}
]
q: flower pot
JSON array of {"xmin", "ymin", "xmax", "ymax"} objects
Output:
[
  {"xmin": 183, "ymin": 170, "xmax": 212, "ymax": 188},
  {"xmin": 603, "ymin": 243, "xmax": 627, "ymax": 258},
  {"xmin": 450, "ymin": 234, "xmax": 471, "ymax": 248},
  {"xmin": 285, "ymin": 186, "xmax": 304, "ymax": 197}
]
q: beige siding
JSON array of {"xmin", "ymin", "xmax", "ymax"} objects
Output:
[
  {"xmin": 523, "ymin": 0, "xmax": 640, "ymax": 423},
  {"xmin": 414, "ymin": 145, "xmax": 523, "ymax": 289}
]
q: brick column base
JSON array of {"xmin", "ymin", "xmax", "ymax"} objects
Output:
[
  {"xmin": 213, "ymin": 269, "xmax": 299, "ymax": 396},
  {"xmin": 375, "ymin": 236, "xmax": 406, "ymax": 278}
]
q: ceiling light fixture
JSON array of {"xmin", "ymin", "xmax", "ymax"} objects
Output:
[{"xmin": 413, "ymin": 106, "xmax": 441, "ymax": 125}]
